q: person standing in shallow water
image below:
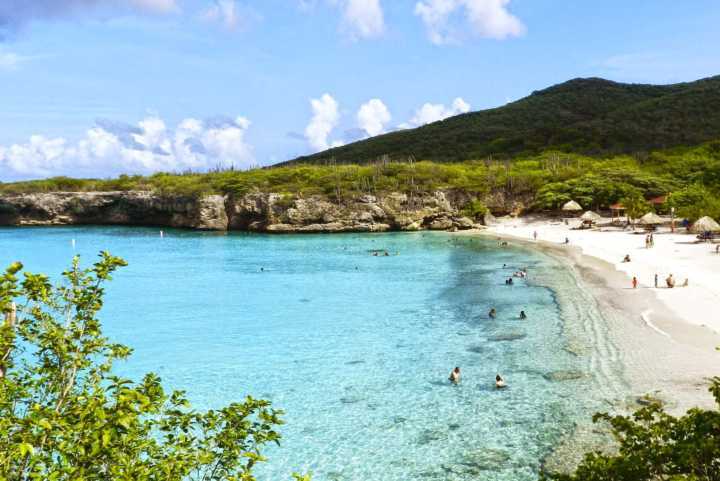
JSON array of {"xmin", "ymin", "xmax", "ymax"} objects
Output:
[
  {"xmin": 520, "ymin": 310, "xmax": 527, "ymax": 320},
  {"xmin": 489, "ymin": 308, "xmax": 497, "ymax": 318},
  {"xmin": 449, "ymin": 367, "xmax": 461, "ymax": 385}
]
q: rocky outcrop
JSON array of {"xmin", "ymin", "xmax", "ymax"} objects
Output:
[{"xmin": 0, "ymin": 190, "xmax": 485, "ymax": 233}]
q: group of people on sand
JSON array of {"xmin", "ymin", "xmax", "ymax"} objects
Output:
[
  {"xmin": 449, "ymin": 367, "xmax": 506, "ymax": 389},
  {"xmin": 645, "ymin": 233, "xmax": 655, "ymax": 249},
  {"xmin": 632, "ymin": 273, "xmax": 688, "ymax": 289}
]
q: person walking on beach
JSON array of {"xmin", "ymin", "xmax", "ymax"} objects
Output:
[
  {"xmin": 654, "ymin": 273, "xmax": 658, "ymax": 288},
  {"xmin": 632, "ymin": 276, "xmax": 638, "ymax": 289},
  {"xmin": 533, "ymin": 230, "xmax": 538, "ymax": 241},
  {"xmin": 449, "ymin": 367, "xmax": 461, "ymax": 385}
]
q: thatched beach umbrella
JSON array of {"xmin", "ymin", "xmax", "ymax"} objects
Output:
[
  {"xmin": 580, "ymin": 211, "xmax": 602, "ymax": 223},
  {"xmin": 638, "ymin": 212, "xmax": 663, "ymax": 225},
  {"xmin": 561, "ymin": 200, "xmax": 583, "ymax": 212},
  {"xmin": 690, "ymin": 216, "xmax": 720, "ymax": 233}
]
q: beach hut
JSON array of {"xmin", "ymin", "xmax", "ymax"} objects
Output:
[
  {"xmin": 610, "ymin": 203, "xmax": 625, "ymax": 222},
  {"xmin": 690, "ymin": 216, "xmax": 720, "ymax": 234},
  {"xmin": 580, "ymin": 210, "xmax": 602, "ymax": 227},
  {"xmin": 638, "ymin": 212, "xmax": 663, "ymax": 230},
  {"xmin": 562, "ymin": 200, "xmax": 583, "ymax": 212}
]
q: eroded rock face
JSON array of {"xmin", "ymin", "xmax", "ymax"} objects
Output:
[{"xmin": 0, "ymin": 190, "xmax": 487, "ymax": 233}]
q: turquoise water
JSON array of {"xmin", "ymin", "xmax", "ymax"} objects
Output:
[{"xmin": 0, "ymin": 227, "xmax": 622, "ymax": 481}]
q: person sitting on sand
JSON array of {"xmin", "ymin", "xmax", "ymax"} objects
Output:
[
  {"xmin": 495, "ymin": 374, "xmax": 507, "ymax": 389},
  {"xmin": 449, "ymin": 367, "xmax": 461, "ymax": 385},
  {"xmin": 666, "ymin": 274, "xmax": 675, "ymax": 288},
  {"xmin": 623, "ymin": 254, "xmax": 631, "ymax": 263},
  {"xmin": 520, "ymin": 310, "xmax": 527, "ymax": 320},
  {"xmin": 489, "ymin": 308, "xmax": 497, "ymax": 318}
]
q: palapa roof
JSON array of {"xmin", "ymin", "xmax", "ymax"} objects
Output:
[
  {"xmin": 649, "ymin": 195, "xmax": 668, "ymax": 205},
  {"xmin": 561, "ymin": 200, "xmax": 583, "ymax": 211},
  {"xmin": 638, "ymin": 212, "xmax": 663, "ymax": 225},
  {"xmin": 580, "ymin": 211, "xmax": 602, "ymax": 222},
  {"xmin": 691, "ymin": 216, "xmax": 720, "ymax": 233}
]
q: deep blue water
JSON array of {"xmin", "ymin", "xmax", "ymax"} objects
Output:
[{"xmin": 0, "ymin": 227, "xmax": 619, "ymax": 481}]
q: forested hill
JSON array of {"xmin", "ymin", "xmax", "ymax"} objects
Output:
[{"xmin": 284, "ymin": 75, "xmax": 720, "ymax": 165}]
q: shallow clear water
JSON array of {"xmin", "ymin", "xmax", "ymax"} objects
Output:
[{"xmin": 0, "ymin": 227, "xmax": 624, "ymax": 481}]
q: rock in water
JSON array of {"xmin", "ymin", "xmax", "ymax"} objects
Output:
[
  {"xmin": 543, "ymin": 370, "xmax": 585, "ymax": 382},
  {"xmin": 488, "ymin": 330, "xmax": 527, "ymax": 342}
]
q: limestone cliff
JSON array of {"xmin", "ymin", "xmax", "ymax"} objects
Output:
[{"xmin": 0, "ymin": 191, "xmax": 483, "ymax": 232}]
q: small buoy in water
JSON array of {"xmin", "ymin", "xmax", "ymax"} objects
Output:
[{"xmin": 160, "ymin": 230, "xmax": 164, "ymax": 238}]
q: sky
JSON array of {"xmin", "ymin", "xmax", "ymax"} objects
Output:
[{"xmin": 1, "ymin": 0, "xmax": 719, "ymax": 181}]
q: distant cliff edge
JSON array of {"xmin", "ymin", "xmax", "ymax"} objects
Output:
[{"xmin": 0, "ymin": 191, "xmax": 495, "ymax": 233}]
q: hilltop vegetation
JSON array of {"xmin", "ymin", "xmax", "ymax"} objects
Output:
[
  {"xmin": 285, "ymin": 76, "xmax": 720, "ymax": 165},
  {"xmin": 2, "ymin": 141, "xmax": 720, "ymax": 222}
]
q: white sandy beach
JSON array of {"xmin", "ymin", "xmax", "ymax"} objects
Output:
[{"xmin": 487, "ymin": 216, "xmax": 720, "ymax": 335}]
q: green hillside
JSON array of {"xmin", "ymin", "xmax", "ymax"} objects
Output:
[{"xmin": 284, "ymin": 75, "xmax": 720, "ymax": 165}]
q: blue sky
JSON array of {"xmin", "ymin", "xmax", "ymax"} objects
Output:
[{"xmin": 1, "ymin": 0, "xmax": 719, "ymax": 180}]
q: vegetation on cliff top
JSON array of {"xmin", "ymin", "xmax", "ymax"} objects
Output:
[
  {"xmin": 1, "ymin": 141, "xmax": 720, "ymax": 220},
  {"xmin": 285, "ymin": 76, "xmax": 720, "ymax": 165}
]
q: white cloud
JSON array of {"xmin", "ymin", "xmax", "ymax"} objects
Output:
[
  {"xmin": 299, "ymin": 0, "xmax": 384, "ymax": 40},
  {"xmin": 0, "ymin": 115, "xmax": 255, "ymax": 180},
  {"xmin": 202, "ymin": 0, "xmax": 258, "ymax": 31},
  {"xmin": 127, "ymin": 0, "xmax": 178, "ymax": 14},
  {"xmin": 357, "ymin": 98, "xmax": 391, "ymax": 137},
  {"xmin": 305, "ymin": 93, "xmax": 342, "ymax": 152},
  {"xmin": 401, "ymin": 97, "xmax": 471, "ymax": 128},
  {"xmin": 341, "ymin": 0, "xmax": 385, "ymax": 39},
  {"xmin": 414, "ymin": 0, "xmax": 524, "ymax": 45},
  {"xmin": 0, "ymin": 50, "xmax": 20, "ymax": 71}
]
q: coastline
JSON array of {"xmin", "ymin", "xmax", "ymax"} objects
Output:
[
  {"xmin": 456, "ymin": 223, "xmax": 720, "ymax": 474},
  {"xmin": 467, "ymin": 223, "xmax": 720, "ymax": 413}
]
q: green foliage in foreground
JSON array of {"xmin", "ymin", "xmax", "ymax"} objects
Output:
[
  {"xmin": 544, "ymin": 379, "xmax": 720, "ymax": 481},
  {"xmin": 0, "ymin": 254, "xmax": 305, "ymax": 481},
  {"xmin": 1, "ymin": 141, "xmax": 720, "ymax": 217}
]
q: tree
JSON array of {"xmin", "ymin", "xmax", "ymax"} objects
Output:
[
  {"xmin": 0, "ymin": 252, "xmax": 305, "ymax": 481},
  {"xmin": 669, "ymin": 184, "xmax": 720, "ymax": 223},
  {"xmin": 620, "ymin": 190, "xmax": 651, "ymax": 224},
  {"xmin": 543, "ymin": 378, "xmax": 720, "ymax": 481}
]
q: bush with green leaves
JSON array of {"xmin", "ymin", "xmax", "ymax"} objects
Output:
[
  {"xmin": 0, "ymin": 253, "xmax": 307, "ymax": 481},
  {"xmin": 543, "ymin": 378, "xmax": 720, "ymax": 481},
  {"xmin": 669, "ymin": 184, "xmax": 720, "ymax": 223}
]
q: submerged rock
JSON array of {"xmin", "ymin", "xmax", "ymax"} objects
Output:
[
  {"xmin": 488, "ymin": 331, "xmax": 527, "ymax": 342},
  {"xmin": 461, "ymin": 448, "xmax": 512, "ymax": 470},
  {"xmin": 466, "ymin": 344, "xmax": 484, "ymax": 354},
  {"xmin": 543, "ymin": 370, "xmax": 586, "ymax": 382},
  {"xmin": 417, "ymin": 428, "xmax": 446, "ymax": 445}
]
